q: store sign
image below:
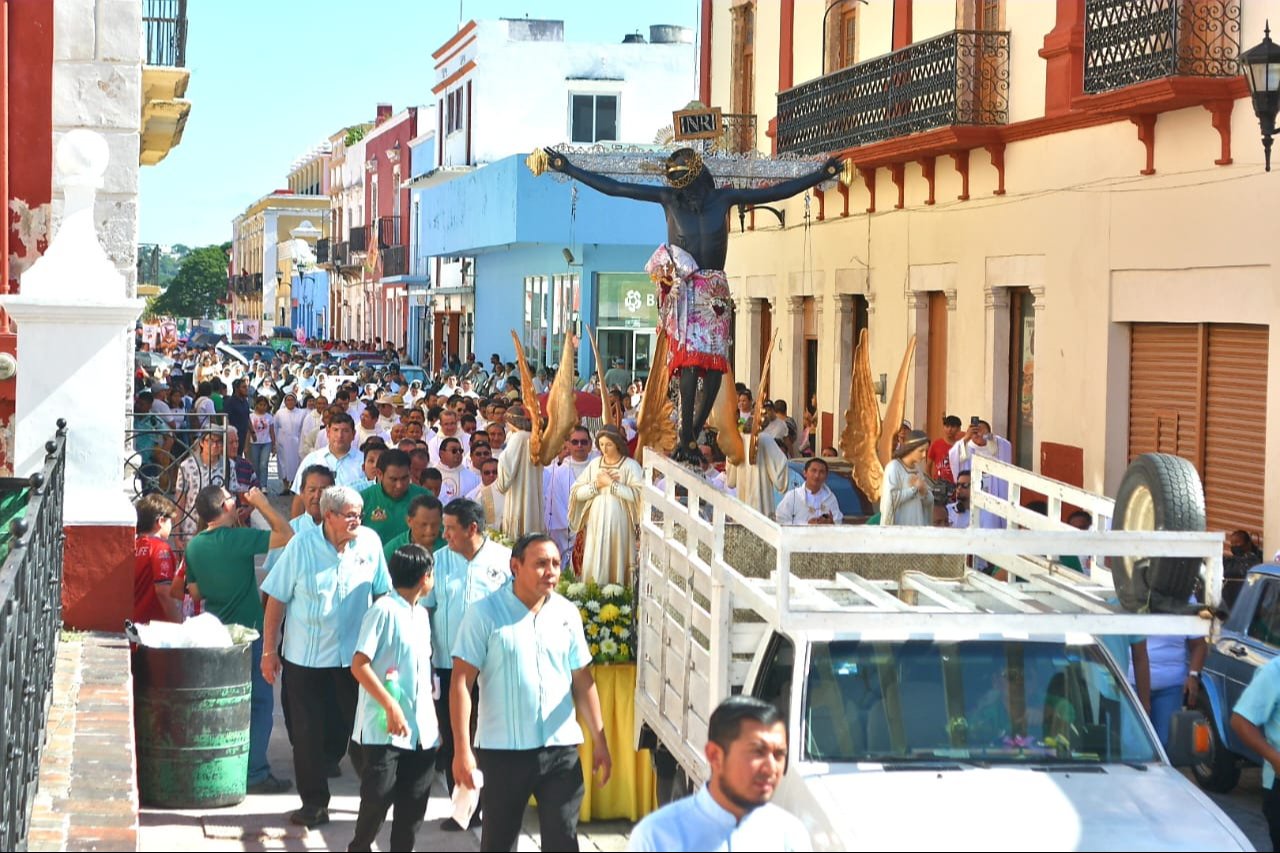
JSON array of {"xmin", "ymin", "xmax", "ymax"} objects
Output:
[{"xmin": 597, "ymin": 273, "xmax": 657, "ymax": 329}]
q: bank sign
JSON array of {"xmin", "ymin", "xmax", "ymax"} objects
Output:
[{"xmin": 597, "ymin": 273, "xmax": 658, "ymax": 329}]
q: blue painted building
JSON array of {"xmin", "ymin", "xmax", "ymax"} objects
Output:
[
  {"xmin": 415, "ymin": 152, "xmax": 668, "ymax": 378},
  {"xmin": 290, "ymin": 268, "xmax": 330, "ymax": 342}
]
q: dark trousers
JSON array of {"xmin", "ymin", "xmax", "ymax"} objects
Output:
[
  {"xmin": 282, "ymin": 659, "xmax": 363, "ymax": 810},
  {"xmin": 476, "ymin": 746, "xmax": 584, "ymax": 853},
  {"xmin": 347, "ymin": 744, "xmax": 438, "ymax": 852},
  {"xmin": 434, "ymin": 668, "xmax": 478, "ymax": 791},
  {"xmin": 1265, "ymin": 778, "xmax": 1280, "ymax": 852}
]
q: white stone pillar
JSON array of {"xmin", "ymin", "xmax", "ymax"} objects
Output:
[
  {"xmin": 1, "ymin": 131, "xmax": 143, "ymax": 526},
  {"xmin": 733, "ymin": 297, "xmax": 763, "ymax": 390}
]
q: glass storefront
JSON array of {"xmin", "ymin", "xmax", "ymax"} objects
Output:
[
  {"xmin": 596, "ymin": 272, "xmax": 657, "ymax": 379},
  {"xmin": 522, "ymin": 273, "xmax": 580, "ymax": 370}
]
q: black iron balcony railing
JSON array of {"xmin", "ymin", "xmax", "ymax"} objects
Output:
[
  {"xmin": 316, "ymin": 238, "xmax": 330, "ymax": 264},
  {"xmin": 382, "ymin": 245, "xmax": 407, "ymax": 277},
  {"xmin": 252, "ymin": 272, "xmax": 263, "ymax": 291},
  {"xmin": 143, "ymin": 0, "xmax": 188, "ymax": 68},
  {"xmin": 720, "ymin": 113, "xmax": 757, "ymax": 154},
  {"xmin": 333, "ymin": 241, "xmax": 350, "ymax": 267},
  {"xmin": 1083, "ymin": 0, "xmax": 1240, "ymax": 95},
  {"xmin": 349, "ymin": 226, "xmax": 368, "ymax": 253},
  {"xmin": 377, "ymin": 216, "xmax": 401, "ymax": 250},
  {"xmin": 776, "ymin": 29, "xmax": 1010, "ymax": 156},
  {"xmin": 0, "ymin": 423, "xmax": 66, "ymax": 851}
]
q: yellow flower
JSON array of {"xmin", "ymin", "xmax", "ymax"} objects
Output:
[
  {"xmin": 620, "ymin": 643, "xmax": 630, "ymax": 658},
  {"xmin": 598, "ymin": 603, "xmax": 622, "ymax": 624},
  {"xmin": 586, "ymin": 623, "xmax": 600, "ymax": 637},
  {"xmin": 613, "ymin": 625, "xmax": 626, "ymax": 637},
  {"xmin": 590, "ymin": 643, "xmax": 600, "ymax": 657},
  {"xmin": 579, "ymin": 607, "xmax": 589, "ymax": 623}
]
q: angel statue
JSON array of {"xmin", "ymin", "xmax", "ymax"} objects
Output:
[
  {"xmin": 498, "ymin": 332, "xmax": 579, "ymax": 540},
  {"xmin": 533, "ymin": 145, "xmax": 845, "ymax": 466}
]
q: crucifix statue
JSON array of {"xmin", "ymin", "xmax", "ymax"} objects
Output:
[{"xmin": 530, "ymin": 145, "xmax": 844, "ymax": 464}]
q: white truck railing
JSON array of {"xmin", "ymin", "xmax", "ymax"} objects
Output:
[{"xmin": 636, "ymin": 453, "xmax": 1223, "ymax": 776}]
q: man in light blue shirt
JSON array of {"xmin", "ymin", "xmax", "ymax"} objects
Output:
[
  {"xmin": 451, "ymin": 533, "xmax": 610, "ymax": 852},
  {"xmin": 629, "ymin": 696, "xmax": 811, "ymax": 852},
  {"xmin": 261, "ymin": 484, "xmax": 391, "ymax": 830},
  {"xmin": 1231, "ymin": 654, "xmax": 1280, "ymax": 850},
  {"xmin": 422, "ymin": 497, "xmax": 510, "ymax": 830}
]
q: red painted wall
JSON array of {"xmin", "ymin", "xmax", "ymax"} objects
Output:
[{"xmin": 64, "ymin": 526, "xmax": 134, "ymax": 632}]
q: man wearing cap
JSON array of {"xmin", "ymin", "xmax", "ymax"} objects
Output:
[
  {"xmin": 604, "ymin": 357, "xmax": 632, "ymax": 392},
  {"xmin": 376, "ymin": 395, "xmax": 398, "ymax": 432},
  {"xmin": 775, "ymin": 458, "xmax": 842, "ymax": 526}
]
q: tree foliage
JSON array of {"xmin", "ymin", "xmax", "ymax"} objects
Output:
[{"xmin": 152, "ymin": 244, "xmax": 228, "ymax": 319}]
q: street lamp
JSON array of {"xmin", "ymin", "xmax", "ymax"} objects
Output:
[{"xmin": 1243, "ymin": 22, "xmax": 1280, "ymax": 171}]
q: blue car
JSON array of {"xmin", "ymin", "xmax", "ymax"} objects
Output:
[{"xmin": 1193, "ymin": 564, "xmax": 1279, "ymax": 792}]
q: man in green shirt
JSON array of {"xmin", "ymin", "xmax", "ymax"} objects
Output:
[
  {"xmin": 186, "ymin": 484, "xmax": 295, "ymax": 794},
  {"xmin": 360, "ymin": 449, "xmax": 427, "ymax": 544},
  {"xmin": 382, "ymin": 492, "xmax": 446, "ymax": 564}
]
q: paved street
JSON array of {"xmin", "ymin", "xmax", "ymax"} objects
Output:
[{"xmin": 1204, "ymin": 766, "xmax": 1271, "ymax": 851}]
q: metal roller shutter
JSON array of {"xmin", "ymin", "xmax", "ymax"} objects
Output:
[
  {"xmin": 1203, "ymin": 324, "xmax": 1268, "ymax": 535},
  {"xmin": 1128, "ymin": 323, "xmax": 1268, "ymax": 536},
  {"xmin": 1128, "ymin": 324, "xmax": 1202, "ymax": 461}
]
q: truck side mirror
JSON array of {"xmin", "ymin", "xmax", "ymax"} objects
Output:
[{"xmin": 1166, "ymin": 709, "xmax": 1212, "ymax": 767}]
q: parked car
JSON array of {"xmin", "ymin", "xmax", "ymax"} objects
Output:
[
  {"xmin": 1193, "ymin": 564, "xmax": 1280, "ymax": 793},
  {"xmin": 784, "ymin": 458, "xmax": 870, "ymax": 520}
]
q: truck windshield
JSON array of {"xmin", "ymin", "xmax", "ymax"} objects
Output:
[{"xmin": 803, "ymin": 640, "xmax": 1158, "ymax": 765}]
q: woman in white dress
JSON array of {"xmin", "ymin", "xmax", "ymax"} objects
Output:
[
  {"xmin": 568, "ymin": 425, "xmax": 644, "ymax": 585},
  {"xmin": 273, "ymin": 392, "xmax": 307, "ymax": 495},
  {"xmin": 880, "ymin": 429, "xmax": 934, "ymax": 527}
]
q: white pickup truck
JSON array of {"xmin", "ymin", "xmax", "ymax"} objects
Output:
[{"xmin": 635, "ymin": 452, "xmax": 1252, "ymax": 851}]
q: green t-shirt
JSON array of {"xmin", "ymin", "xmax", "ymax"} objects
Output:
[
  {"xmin": 211, "ymin": 392, "xmax": 225, "ymax": 413},
  {"xmin": 184, "ymin": 526, "xmax": 272, "ymax": 631},
  {"xmin": 382, "ymin": 529, "xmax": 447, "ymax": 565},
  {"xmin": 360, "ymin": 482, "xmax": 429, "ymax": 545}
]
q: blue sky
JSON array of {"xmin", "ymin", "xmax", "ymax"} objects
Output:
[{"xmin": 138, "ymin": 0, "xmax": 701, "ymax": 248}]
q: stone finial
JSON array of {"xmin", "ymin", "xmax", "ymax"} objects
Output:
[{"xmin": 19, "ymin": 129, "xmax": 123, "ymax": 301}]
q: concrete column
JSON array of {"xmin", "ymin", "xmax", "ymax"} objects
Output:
[
  {"xmin": 2, "ymin": 131, "xmax": 144, "ymax": 631},
  {"xmin": 833, "ymin": 293, "xmax": 859, "ymax": 438},
  {"xmin": 786, "ymin": 294, "xmax": 805, "ymax": 409},
  {"xmin": 735, "ymin": 297, "xmax": 764, "ymax": 390},
  {"xmin": 262, "ymin": 211, "xmax": 280, "ymax": 324},
  {"xmin": 905, "ymin": 290, "xmax": 930, "ymax": 427},
  {"xmin": 984, "ymin": 285, "xmax": 1012, "ymax": 438}
]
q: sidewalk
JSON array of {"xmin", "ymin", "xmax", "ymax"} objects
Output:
[{"xmin": 136, "ymin": 483, "xmax": 634, "ymax": 852}]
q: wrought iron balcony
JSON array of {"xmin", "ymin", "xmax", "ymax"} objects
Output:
[
  {"xmin": 143, "ymin": 0, "xmax": 188, "ymax": 68},
  {"xmin": 333, "ymin": 241, "xmax": 350, "ymax": 267},
  {"xmin": 720, "ymin": 113, "xmax": 757, "ymax": 154},
  {"xmin": 377, "ymin": 216, "xmax": 401, "ymax": 249},
  {"xmin": 1083, "ymin": 0, "xmax": 1240, "ymax": 95},
  {"xmin": 316, "ymin": 238, "xmax": 330, "ymax": 264},
  {"xmin": 252, "ymin": 272, "xmax": 263, "ymax": 291},
  {"xmin": 349, "ymin": 226, "xmax": 368, "ymax": 253},
  {"xmin": 776, "ymin": 29, "xmax": 1010, "ymax": 156},
  {"xmin": 382, "ymin": 245, "xmax": 407, "ymax": 277}
]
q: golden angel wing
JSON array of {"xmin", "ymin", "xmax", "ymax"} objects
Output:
[
  {"xmin": 582, "ymin": 324, "xmax": 616, "ymax": 428},
  {"xmin": 840, "ymin": 328, "xmax": 885, "ymax": 503},
  {"xmin": 510, "ymin": 330, "xmax": 544, "ymax": 465},
  {"xmin": 635, "ymin": 328, "xmax": 678, "ymax": 464},
  {"xmin": 876, "ymin": 334, "xmax": 918, "ymax": 467},
  {"xmin": 708, "ymin": 359, "xmax": 745, "ymax": 466},
  {"xmin": 749, "ymin": 330, "xmax": 781, "ymax": 464},
  {"xmin": 537, "ymin": 333, "xmax": 579, "ymax": 466}
]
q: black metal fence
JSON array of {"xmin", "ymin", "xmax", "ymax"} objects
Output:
[
  {"xmin": 125, "ymin": 414, "xmax": 231, "ymax": 553},
  {"xmin": 0, "ymin": 421, "xmax": 66, "ymax": 852},
  {"xmin": 382, "ymin": 245, "xmax": 407, "ymax": 277},
  {"xmin": 143, "ymin": 0, "xmax": 188, "ymax": 68},
  {"xmin": 776, "ymin": 29, "xmax": 1010, "ymax": 156},
  {"xmin": 1084, "ymin": 0, "xmax": 1240, "ymax": 94},
  {"xmin": 349, "ymin": 226, "xmax": 368, "ymax": 254}
]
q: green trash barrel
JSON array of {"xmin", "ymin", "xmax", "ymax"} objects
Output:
[{"xmin": 133, "ymin": 642, "xmax": 252, "ymax": 808}]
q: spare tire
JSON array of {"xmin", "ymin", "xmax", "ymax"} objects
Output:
[{"xmin": 1110, "ymin": 453, "xmax": 1206, "ymax": 613}]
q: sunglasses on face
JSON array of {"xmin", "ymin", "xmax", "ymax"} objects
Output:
[{"xmin": 569, "ymin": 439, "xmax": 591, "ymax": 446}]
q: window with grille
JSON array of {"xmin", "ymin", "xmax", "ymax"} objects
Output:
[
  {"xmin": 569, "ymin": 94, "xmax": 618, "ymax": 143},
  {"xmin": 446, "ymin": 88, "xmax": 464, "ymax": 134}
]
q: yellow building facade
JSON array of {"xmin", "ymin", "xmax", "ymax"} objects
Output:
[
  {"xmin": 711, "ymin": 0, "xmax": 1276, "ymax": 542},
  {"xmin": 229, "ymin": 193, "xmax": 329, "ymax": 326}
]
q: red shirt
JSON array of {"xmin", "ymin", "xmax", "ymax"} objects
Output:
[
  {"xmin": 134, "ymin": 533, "xmax": 176, "ymax": 624},
  {"xmin": 928, "ymin": 438, "xmax": 956, "ymax": 482}
]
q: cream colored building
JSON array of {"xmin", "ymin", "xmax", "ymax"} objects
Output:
[
  {"xmin": 229, "ymin": 192, "xmax": 329, "ymax": 325},
  {"xmin": 708, "ymin": 0, "xmax": 1273, "ymax": 542}
]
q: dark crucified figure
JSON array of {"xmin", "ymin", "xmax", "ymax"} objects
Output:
[{"xmin": 545, "ymin": 146, "xmax": 842, "ymax": 463}]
